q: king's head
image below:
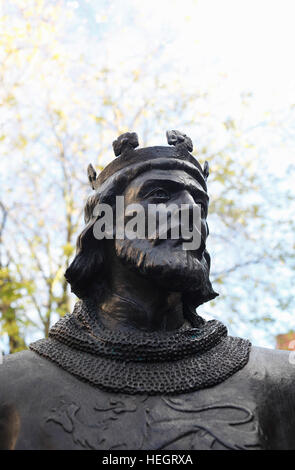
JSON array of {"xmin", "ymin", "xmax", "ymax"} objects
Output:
[{"xmin": 65, "ymin": 130, "xmax": 218, "ymax": 325}]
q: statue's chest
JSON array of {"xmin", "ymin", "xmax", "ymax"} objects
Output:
[{"xmin": 42, "ymin": 392, "xmax": 262, "ymax": 450}]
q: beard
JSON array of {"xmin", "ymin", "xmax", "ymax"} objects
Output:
[{"xmin": 114, "ymin": 237, "xmax": 218, "ymax": 308}]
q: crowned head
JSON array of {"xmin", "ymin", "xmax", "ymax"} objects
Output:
[{"xmin": 65, "ymin": 130, "xmax": 218, "ymax": 321}]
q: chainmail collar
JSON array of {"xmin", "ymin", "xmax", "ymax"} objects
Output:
[{"xmin": 29, "ymin": 299, "xmax": 251, "ymax": 395}]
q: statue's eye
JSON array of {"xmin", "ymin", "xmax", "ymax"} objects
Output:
[{"xmin": 147, "ymin": 188, "xmax": 170, "ymax": 200}]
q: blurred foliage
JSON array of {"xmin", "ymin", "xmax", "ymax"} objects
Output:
[
  {"xmin": 0, "ymin": 0, "xmax": 294, "ymax": 352},
  {"xmin": 0, "ymin": 267, "xmax": 33, "ymax": 352}
]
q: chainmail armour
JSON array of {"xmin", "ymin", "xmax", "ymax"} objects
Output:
[{"xmin": 29, "ymin": 300, "xmax": 251, "ymax": 395}]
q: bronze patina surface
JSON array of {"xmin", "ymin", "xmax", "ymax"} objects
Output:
[{"xmin": 1, "ymin": 130, "xmax": 294, "ymax": 450}]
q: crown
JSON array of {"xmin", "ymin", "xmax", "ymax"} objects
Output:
[{"xmin": 87, "ymin": 130, "xmax": 210, "ymax": 190}]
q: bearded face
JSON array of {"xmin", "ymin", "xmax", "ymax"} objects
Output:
[{"xmin": 114, "ymin": 169, "xmax": 215, "ymax": 303}]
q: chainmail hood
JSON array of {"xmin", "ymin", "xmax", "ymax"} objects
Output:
[{"xmin": 29, "ymin": 300, "xmax": 251, "ymax": 395}]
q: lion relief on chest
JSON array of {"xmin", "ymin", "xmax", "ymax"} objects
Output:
[{"xmin": 44, "ymin": 393, "xmax": 261, "ymax": 450}]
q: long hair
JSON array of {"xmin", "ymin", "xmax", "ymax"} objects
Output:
[{"xmin": 65, "ymin": 222, "xmax": 106, "ymax": 300}]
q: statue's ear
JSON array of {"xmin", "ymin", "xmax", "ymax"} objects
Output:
[{"xmin": 65, "ymin": 223, "xmax": 105, "ymax": 299}]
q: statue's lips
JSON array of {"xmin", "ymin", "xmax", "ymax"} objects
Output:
[
  {"xmin": 149, "ymin": 237, "xmax": 206, "ymax": 261},
  {"xmin": 152, "ymin": 235, "xmax": 194, "ymax": 246},
  {"xmin": 149, "ymin": 224, "xmax": 203, "ymax": 250}
]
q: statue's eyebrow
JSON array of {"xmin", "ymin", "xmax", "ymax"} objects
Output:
[{"xmin": 137, "ymin": 178, "xmax": 209, "ymax": 203}]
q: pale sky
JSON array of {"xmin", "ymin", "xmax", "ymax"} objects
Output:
[
  {"xmin": 87, "ymin": 0, "xmax": 295, "ymax": 104},
  {"xmin": 68, "ymin": 0, "xmax": 295, "ymax": 170}
]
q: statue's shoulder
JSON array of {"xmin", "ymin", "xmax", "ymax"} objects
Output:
[
  {"xmin": 245, "ymin": 345, "xmax": 295, "ymax": 448},
  {"xmin": 0, "ymin": 349, "xmax": 42, "ymax": 380},
  {"xmin": 0, "ymin": 349, "xmax": 73, "ymax": 402},
  {"xmin": 1, "ymin": 348, "xmax": 50, "ymax": 377},
  {"xmin": 247, "ymin": 344, "xmax": 295, "ymax": 383},
  {"xmin": 249, "ymin": 344, "xmax": 291, "ymax": 365}
]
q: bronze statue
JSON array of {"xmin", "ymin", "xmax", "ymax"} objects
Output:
[{"xmin": 0, "ymin": 131, "xmax": 294, "ymax": 450}]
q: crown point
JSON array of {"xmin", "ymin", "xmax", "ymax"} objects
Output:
[
  {"xmin": 87, "ymin": 163, "xmax": 97, "ymax": 189},
  {"xmin": 203, "ymin": 161, "xmax": 209, "ymax": 180},
  {"xmin": 112, "ymin": 132, "xmax": 139, "ymax": 157},
  {"xmin": 166, "ymin": 130, "xmax": 193, "ymax": 153}
]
